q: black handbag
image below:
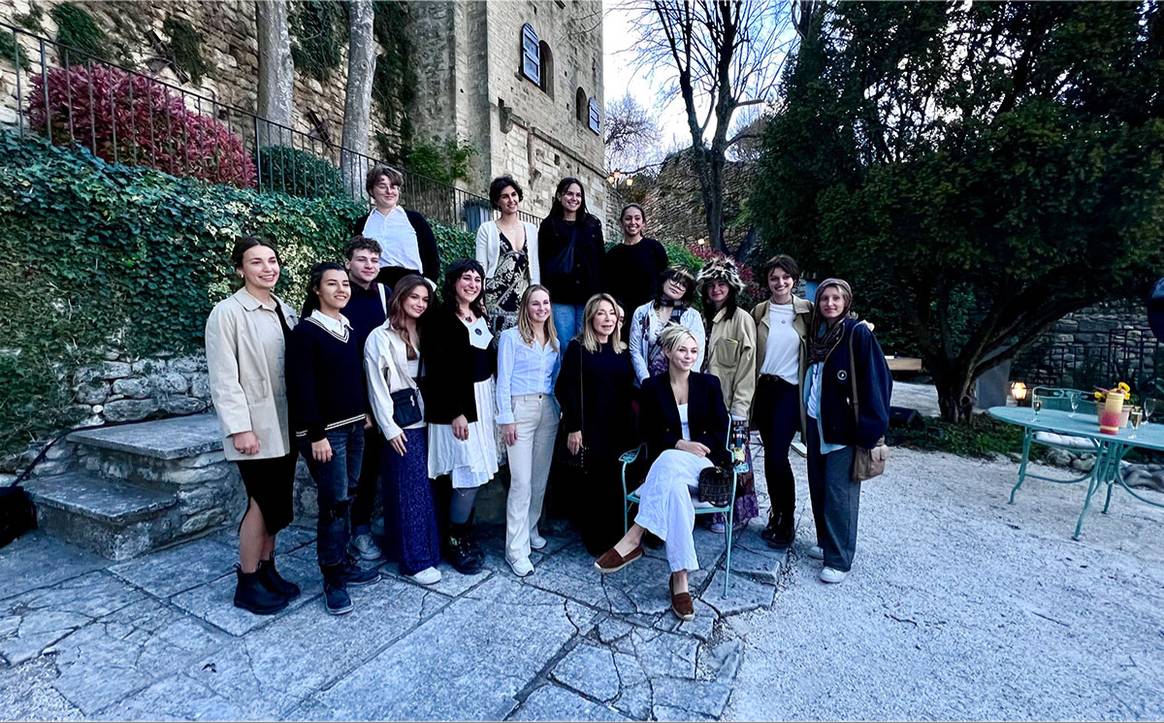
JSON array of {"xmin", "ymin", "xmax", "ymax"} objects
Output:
[
  {"xmin": 697, "ymin": 465, "xmax": 733, "ymax": 508},
  {"xmin": 543, "ymin": 224, "xmax": 579, "ymax": 291},
  {"xmin": 390, "ymin": 388, "xmax": 422, "ymax": 428},
  {"xmin": 0, "ymin": 484, "xmax": 36, "ymax": 549},
  {"xmin": 562, "ymin": 354, "xmax": 588, "ymax": 470}
]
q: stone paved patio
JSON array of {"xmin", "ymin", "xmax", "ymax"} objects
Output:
[{"xmin": 2, "ymin": 409, "xmax": 1164, "ymax": 720}]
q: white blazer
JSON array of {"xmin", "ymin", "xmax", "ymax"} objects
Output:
[{"xmin": 474, "ymin": 219, "xmax": 541, "ymax": 284}]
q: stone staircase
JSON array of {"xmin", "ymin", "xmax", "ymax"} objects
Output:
[{"xmin": 23, "ymin": 415, "xmax": 246, "ymax": 561}]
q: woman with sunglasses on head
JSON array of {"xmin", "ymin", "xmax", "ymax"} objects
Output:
[
  {"xmin": 495, "ymin": 285, "xmax": 561, "ymax": 577},
  {"xmin": 365, "ymin": 274, "xmax": 443, "ymax": 586},
  {"xmin": 801, "ymin": 279, "xmax": 891, "ymax": 584},
  {"xmin": 628, "ymin": 265, "xmax": 705, "ymax": 387},
  {"xmin": 205, "ymin": 237, "xmax": 301, "ymax": 616},
  {"xmin": 422, "ymin": 259, "xmax": 499, "ymax": 574}
]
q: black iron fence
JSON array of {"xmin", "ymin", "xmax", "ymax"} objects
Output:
[
  {"xmin": 1011, "ymin": 328, "xmax": 1164, "ymax": 398},
  {"xmin": 1, "ymin": 22, "xmax": 540, "ymax": 230}
]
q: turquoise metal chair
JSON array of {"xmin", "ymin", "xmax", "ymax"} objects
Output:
[
  {"xmin": 1010, "ymin": 386, "xmax": 1099, "ymax": 503},
  {"xmin": 619, "ymin": 427, "xmax": 741, "ymax": 597}
]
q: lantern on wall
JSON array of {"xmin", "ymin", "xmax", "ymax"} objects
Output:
[{"xmin": 1010, "ymin": 381, "xmax": 1028, "ymax": 404}]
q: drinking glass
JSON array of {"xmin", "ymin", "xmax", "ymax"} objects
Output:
[
  {"xmin": 1144, "ymin": 398, "xmax": 1157, "ymax": 423},
  {"xmin": 1129, "ymin": 408, "xmax": 1144, "ymax": 439},
  {"xmin": 1032, "ymin": 396, "xmax": 1043, "ymax": 419},
  {"xmin": 1068, "ymin": 392, "xmax": 1079, "ymax": 418}
]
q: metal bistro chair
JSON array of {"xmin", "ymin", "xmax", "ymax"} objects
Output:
[
  {"xmin": 619, "ymin": 426, "xmax": 742, "ymax": 597},
  {"xmin": 1010, "ymin": 386, "xmax": 1100, "ymax": 503}
]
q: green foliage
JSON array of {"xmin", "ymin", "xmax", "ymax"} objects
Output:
[
  {"xmin": 372, "ymin": 0, "xmax": 417, "ymax": 158},
  {"xmin": 434, "ymin": 223, "xmax": 476, "ymax": 271},
  {"xmin": 752, "ymin": 2, "xmax": 1164, "ymax": 420},
  {"xmin": 889, "ymin": 415, "xmax": 1032, "ymax": 460},
  {"xmin": 0, "ymin": 30, "xmax": 30, "ymax": 72},
  {"xmin": 290, "ymin": 0, "xmax": 347, "ymax": 82},
  {"xmin": 405, "ymin": 136, "xmax": 476, "ymax": 187},
  {"xmin": 50, "ymin": 3, "xmax": 110, "ymax": 65},
  {"xmin": 254, "ymin": 145, "xmax": 345, "ymax": 199},
  {"xmin": 163, "ymin": 16, "xmax": 208, "ymax": 84},
  {"xmin": 16, "ymin": 3, "xmax": 45, "ymax": 33},
  {"xmin": 0, "ymin": 131, "xmax": 470, "ymax": 457}
]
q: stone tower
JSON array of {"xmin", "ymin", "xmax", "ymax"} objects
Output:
[{"xmin": 409, "ymin": 0, "xmax": 606, "ymax": 220}]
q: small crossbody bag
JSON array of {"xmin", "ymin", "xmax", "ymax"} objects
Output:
[{"xmin": 383, "ymin": 348, "xmax": 423, "ymax": 429}]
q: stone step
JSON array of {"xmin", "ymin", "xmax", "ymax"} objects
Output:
[
  {"xmin": 69, "ymin": 414, "xmax": 224, "ymax": 460},
  {"xmin": 24, "ymin": 473, "xmax": 180, "ymax": 561}
]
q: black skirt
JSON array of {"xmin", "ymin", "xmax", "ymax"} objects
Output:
[{"xmin": 236, "ymin": 453, "xmax": 297, "ymax": 534}]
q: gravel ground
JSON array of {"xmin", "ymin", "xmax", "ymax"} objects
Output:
[{"xmin": 725, "ymin": 443, "xmax": 1164, "ymax": 721}]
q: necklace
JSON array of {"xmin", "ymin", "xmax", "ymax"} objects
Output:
[{"xmin": 458, "ymin": 309, "xmax": 474, "ymax": 323}]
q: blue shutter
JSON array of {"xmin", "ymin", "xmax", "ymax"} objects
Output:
[
  {"xmin": 522, "ymin": 24, "xmax": 541, "ymax": 85},
  {"xmin": 588, "ymin": 98, "xmax": 601, "ymax": 134}
]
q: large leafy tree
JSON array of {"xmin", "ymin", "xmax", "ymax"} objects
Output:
[{"xmin": 753, "ymin": 1, "xmax": 1164, "ymax": 421}]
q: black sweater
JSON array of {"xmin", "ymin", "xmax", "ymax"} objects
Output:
[
  {"xmin": 538, "ymin": 214, "xmax": 605, "ymax": 305},
  {"xmin": 351, "ymin": 208, "xmax": 441, "ymax": 284},
  {"xmin": 344, "ymin": 280, "xmax": 388, "ymax": 358},
  {"xmin": 286, "ymin": 316, "xmax": 368, "ymax": 442},
  {"xmin": 420, "ymin": 309, "xmax": 496, "ymax": 425},
  {"xmin": 638, "ymin": 372, "xmax": 731, "ymax": 468},
  {"xmin": 604, "ymin": 237, "xmax": 668, "ymax": 314}
]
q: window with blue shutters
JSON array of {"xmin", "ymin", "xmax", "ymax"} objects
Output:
[
  {"xmin": 587, "ymin": 97, "xmax": 601, "ymax": 134},
  {"xmin": 521, "ymin": 24, "xmax": 540, "ymax": 85}
]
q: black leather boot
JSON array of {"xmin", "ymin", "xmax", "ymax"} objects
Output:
[
  {"xmin": 761, "ymin": 511, "xmax": 795, "ymax": 549},
  {"xmin": 321, "ymin": 564, "xmax": 353, "ymax": 616},
  {"xmin": 444, "ymin": 523, "xmax": 482, "ymax": 575},
  {"xmin": 258, "ymin": 556, "xmax": 301, "ymax": 600},
  {"xmin": 233, "ymin": 565, "xmax": 289, "ymax": 616}
]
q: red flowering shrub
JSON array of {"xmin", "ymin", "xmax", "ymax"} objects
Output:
[{"xmin": 27, "ymin": 63, "xmax": 255, "ymax": 188}]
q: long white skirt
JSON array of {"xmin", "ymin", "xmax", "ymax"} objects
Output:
[
  {"xmin": 427, "ymin": 378, "xmax": 500, "ymax": 489},
  {"xmin": 633, "ymin": 448, "xmax": 713, "ymax": 572}
]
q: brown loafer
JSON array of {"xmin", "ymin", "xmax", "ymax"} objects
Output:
[
  {"xmin": 594, "ymin": 545, "xmax": 643, "ymax": 574},
  {"xmin": 670, "ymin": 576, "xmax": 695, "ymax": 621}
]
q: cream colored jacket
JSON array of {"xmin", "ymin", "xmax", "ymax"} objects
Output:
[
  {"xmin": 364, "ymin": 322, "xmax": 425, "ymax": 441},
  {"xmin": 752, "ymin": 295, "xmax": 813, "ymax": 432},
  {"xmin": 205, "ymin": 288, "xmax": 298, "ymax": 461},
  {"xmin": 705, "ymin": 306, "xmax": 758, "ymax": 420}
]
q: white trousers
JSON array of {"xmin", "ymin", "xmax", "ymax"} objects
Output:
[
  {"xmin": 505, "ymin": 394, "xmax": 560, "ymax": 564},
  {"xmin": 633, "ymin": 449, "xmax": 713, "ymax": 572}
]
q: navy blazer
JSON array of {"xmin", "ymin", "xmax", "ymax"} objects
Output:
[
  {"xmin": 351, "ymin": 209, "xmax": 441, "ymax": 283},
  {"xmin": 810, "ymin": 318, "xmax": 892, "ymax": 449},
  {"xmin": 638, "ymin": 372, "xmax": 731, "ymax": 468}
]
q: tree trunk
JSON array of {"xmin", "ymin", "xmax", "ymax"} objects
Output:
[
  {"xmin": 341, "ymin": 0, "xmax": 376, "ymax": 199},
  {"xmin": 255, "ymin": 0, "xmax": 294, "ymax": 148},
  {"xmin": 932, "ymin": 365, "xmax": 976, "ymax": 423}
]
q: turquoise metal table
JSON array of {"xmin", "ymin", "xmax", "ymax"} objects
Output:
[{"xmin": 988, "ymin": 406, "xmax": 1164, "ymax": 540}]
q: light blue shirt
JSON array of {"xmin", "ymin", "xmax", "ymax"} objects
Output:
[
  {"xmin": 805, "ymin": 362, "xmax": 846, "ymax": 455},
  {"xmin": 495, "ymin": 327, "xmax": 561, "ymax": 425}
]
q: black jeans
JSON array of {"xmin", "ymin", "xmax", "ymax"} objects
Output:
[
  {"xmin": 351, "ymin": 424, "xmax": 381, "ymax": 536},
  {"xmin": 298, "ymin": 422, "xmax": 365, "ymax": 568},
  {"xmin": 755, "ymin": 375, "xmax": 801, "ymax": 522},
  {"xmin": 805, "ymin": 420, "xmax": 859, "ymax": 572}
]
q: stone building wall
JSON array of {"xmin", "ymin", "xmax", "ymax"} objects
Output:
[{"xmin": 0, "ymin": 0, "xmax": 406, "ymax": 159}]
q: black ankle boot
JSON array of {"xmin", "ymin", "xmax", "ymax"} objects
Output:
[
  {"xmin": 258, "ymin": 556, "xmax": 301, "ymax": 600},
  {"xmin": 445, "ymin": 523, "xmax": 482, "ymax": 575},
  {"xmin": 321, "ymin": 564, "xmax": 353, "ymax": 616},
  {"xmin": 762, "ymin": 511, "xmax": 795, "ymax": 549},
  {"xmin": 234, "ymin": 565, "xmax": 289, "ymax": 616}
]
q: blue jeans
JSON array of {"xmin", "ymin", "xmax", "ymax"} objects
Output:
[
  {"xmin": 552, "ymin": 303, "xmax": 585, "ymax": 344},
  {"xmin": 805, "ymin": 421, "xmax": 859, "ymax": 572},
  {"xmin": 298, "ymin": 422, "xmax": 365, "ymax": 568}
]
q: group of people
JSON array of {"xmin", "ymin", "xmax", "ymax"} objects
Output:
[{"xmin": 204, "ymin": 165, "xmax": 892, "ymax": 621}]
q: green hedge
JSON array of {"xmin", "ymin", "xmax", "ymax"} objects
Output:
[{"xmin": 0, "ymin": 131, "xmax": 473, "ymax": 457}]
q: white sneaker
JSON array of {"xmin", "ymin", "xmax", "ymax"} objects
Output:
[
  {"xmin": 819, "ymin": 567, "xmax": 847, "ymax": 584},
  {"xmin": 529, "ymin": 531, "xmax": 548, "ymax": 551},
  {"xmin": 350, "ymin": 533, "xmax": 382, "ymax": 561},
  {"xmin": 409, "ymin": 567, "xmax": 442, "ymax": 585},
  {"xmin": 508, "ymin": 557, "xmax": 535, "ymax": 577},
  {"xmin": 807, "ymin": 545, "xmax": 824, "ymax": 560},
  {"xmin": 709, "ymin": 521, "xmax": 726, "ymax": 534}
]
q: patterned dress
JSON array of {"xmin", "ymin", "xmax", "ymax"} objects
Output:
[{"xmin": 484, "ymin": 233, "xmax": 530, "ymax": 335}]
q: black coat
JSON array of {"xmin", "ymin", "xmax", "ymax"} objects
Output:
[
  {"xmin": 810, "ymin": 318, "xmax": 892, "ymax": 448},
  {"xmin": 351, "ymin": 209, "xmax": 441, "ymax": 284},
  {"xmin": 638, "ymin": 372, "xmax": 731, "ymax": 468},
  {"xmin": 555, "ymin": 339, "xmax": 636, "ymax": 456},
  {"xmin": 537, "ymin": 214, "xmax": 605, "ymax": 305},
  {"xmin": 419, "ymin": 309, "xmax": 495, "ymax": 425}
]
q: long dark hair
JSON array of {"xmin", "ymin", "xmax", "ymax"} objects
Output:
[
  {"xmin": 440, "ymin": 258, "xmax": 487, "ymax": 319},
  {"xmin": 300, "ymin": 261, "xmax": 347, "ymax": 318},
  {"xmin": 388, "ymin": 274, "xmax": 431, "ymax": 359},
  {"xmin": 700, "ymin": 283, "xmax": 739, "ymax": 327},
  {"xmin": 548, "ymin": 177, "xmax": 590, "ymax": 220}
]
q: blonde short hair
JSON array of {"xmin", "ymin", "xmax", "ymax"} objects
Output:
[{"xmin": 657, "ymin": 322, "xmax": 698, "ymax": 356}]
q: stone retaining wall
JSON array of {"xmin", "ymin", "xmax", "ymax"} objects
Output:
[{"xmin": 69, "ymin": 352, "xmax": 212, "ymax": 428}]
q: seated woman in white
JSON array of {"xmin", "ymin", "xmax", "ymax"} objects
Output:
[{"xmin": 593, "ymin": 324, "xmax": 731, "ymax": 622}]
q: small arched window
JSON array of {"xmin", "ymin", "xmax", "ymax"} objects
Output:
[
  {"xmin": 520, "ymin": 23, "xmax": 540, "ymax": 85},
  {"xmin": 538, "ymin": 41, "xmax": 554, "ymax": 97},
  {"xmin": 575, "ymin": 87, "xmax": 587, "ymax": 123},
  {"xmin": 587, "ymin": 97, "xmax": 601, "ymax": 134}
]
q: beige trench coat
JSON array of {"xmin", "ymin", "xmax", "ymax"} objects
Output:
[
  {"xmin": 705, "ymin": 306, "xmax": 758, "ymax": 420},
  {"xmin": 205, "ymin": 288, "xmax": 299, "ymax": 461},
  {"xmin": 751, "ymin": 295, "xmax": 813, "ymax": 432}
]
